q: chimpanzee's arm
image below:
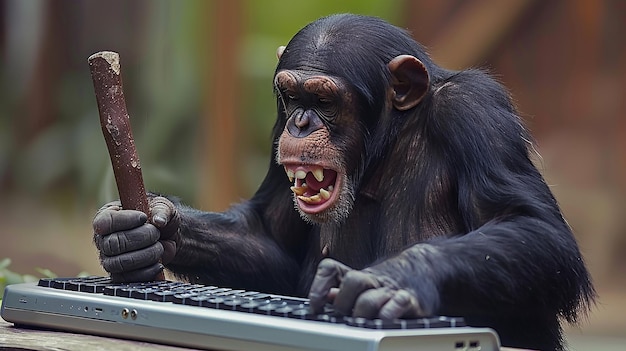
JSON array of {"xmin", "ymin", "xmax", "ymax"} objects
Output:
[
  {"xmin": 165, "ymin": 163, "xmax": 311, "ymax": 295},
  {"xmin": 314, "ymin": 213, "xmax": 591, "ymax": 350}
]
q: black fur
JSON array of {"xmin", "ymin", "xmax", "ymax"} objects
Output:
[{"xmin": 165, "ymin": 14, "xmax": 594, "ymax": 351}]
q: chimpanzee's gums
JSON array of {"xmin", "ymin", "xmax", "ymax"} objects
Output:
[{"xmin": 93, "ymin": 14, "xmax": 595, "ymax": 350}]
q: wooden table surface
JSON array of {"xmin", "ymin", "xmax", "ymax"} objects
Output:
[
  {"xmin": 1, "ymin": 318, "xmax": 527, "ymax": 351},
  {"xmin": 0, "ymin": 318, "xmax": 199, "ymax": 351}
]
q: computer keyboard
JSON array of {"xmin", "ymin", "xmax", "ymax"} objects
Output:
[{"xmin": 1, "ymin": 277, "xmax": 500, "ymax": 350}]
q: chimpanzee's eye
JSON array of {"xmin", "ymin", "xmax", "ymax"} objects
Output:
[
  {"xmin": 286, "ymin": 92, "xmax": 299, "ymax": 101},
  {"xmin": 318, "ymin": 97, "xmax": 332, "ymax": 105}
]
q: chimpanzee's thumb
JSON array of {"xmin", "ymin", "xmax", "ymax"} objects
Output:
[{"xmin": 148, "ymin": 196, "xmax": 180, "ymax": 241}]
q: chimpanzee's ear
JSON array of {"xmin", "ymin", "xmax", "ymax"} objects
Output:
[
  {"xmin": 388, "ymin": 55, "xmax": 430, "ymax": 111},
  {"xmin": 277, "ymin": 46, "xmax": 286, "ymax": 60}
]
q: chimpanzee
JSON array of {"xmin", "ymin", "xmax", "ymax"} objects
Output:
[{"xmin": 92, "ymin": 14, "xmax": 595, "ymax": 351}]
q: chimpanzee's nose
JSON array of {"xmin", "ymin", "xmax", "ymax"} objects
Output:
[{"xmin": 286, "ymin": 109, "xmax": 324, "ymax": 138}]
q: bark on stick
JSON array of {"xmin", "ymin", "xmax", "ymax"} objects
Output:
[{"xmin": 88, "ymin": 51, "xmax": 149, "ymax": 216}]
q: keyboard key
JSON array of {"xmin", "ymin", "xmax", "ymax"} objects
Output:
[
  {"xmin": 50, "ymin": 278, "xmax": 75, "ymax": 290},
  {"xmin": 79, "ymin": 277, "xmax": 111, "ymax": 293},
  {"xmin": 238, "ymin": 299, "xmax": 263, "ymax": 312}
]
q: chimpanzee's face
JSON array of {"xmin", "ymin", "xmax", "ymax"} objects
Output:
[{"xmin": 274, "ymin": 69, "xmax": 363, "ymax": 224}]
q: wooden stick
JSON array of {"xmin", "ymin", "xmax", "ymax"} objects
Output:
[
  {"xmin": 89, "ymin": 51, "xmax": 164, "ymax": 281},
  {"xmin": 88, "ymin": 51, "xmax": 149, "ymax": 216}
]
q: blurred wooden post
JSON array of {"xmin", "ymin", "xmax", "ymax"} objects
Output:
[
  {"xmin": 406, "ymin": 0, "xmax": 538, "ymax": 70},
  {"xmin": 199, "ymin": 0, "xmax": 242, "ymax": 211}
]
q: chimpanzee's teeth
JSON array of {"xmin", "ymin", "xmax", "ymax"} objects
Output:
[
  {"xmin": 319, "ymin": 188, "xmax": 330, "ymax": 199},
  {"xmin": 285, "ymin": 166, "xmax": 332, "ymax": 204},
  {"xmin": 290, "ymin": 185, "xmax": 307, "ymax": 196},
  {"xmin": 284, "ymin": 167, "xmax": 325, "ymax": 183},
  {"xmin": 286, "ymin": 169, "xmax": 295, "ymax": 183},
  {"xmin": 298, "ymin": 194, "xmax": 322, "ymax": 204},
  {"xmin": 312, "ymin": 168, "xmax": 324, "ymax": 182},
  {"xmin": 291, "ymin": 184, "xmax": 334, "ymax": 203},
  {"xmin": 295, "ymin": 170, "xmax": 307, "ymax": 180}
]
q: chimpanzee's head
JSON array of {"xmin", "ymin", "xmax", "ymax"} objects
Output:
[{"xmin": 274, "ymin": 14, "xmax": 432, "ymax": 224}]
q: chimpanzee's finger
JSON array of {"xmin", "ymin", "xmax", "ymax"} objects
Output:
[
  {"xmin": 160, "ymin": 239, "xmax": 177, "ymax": 264},
  {"xmin": 351, "ymin": 287, "xmax": 394, "ymax": 319},
  {"xmin": 93, "ymin": 207, "xmax": 147, "ymax": 236},
  {"xmin": 110, "ymin": 263, "xmax": 164, "ymax": 283},
  {"xmin": 308, "ymin": 258, "xmax": 352, "ymax": 313},
  {"xmin": 100, "ymin": 242, "xmax": 163, "ymax": 273},
  {"xmin": 97, "ymin": 223, "xmax": 160, "ymax": 255},
  {"xmin": 149, "ymin": 196, "xmax": 180, "ymax": 240},
  {"xmin": 378, "ymin": 289, "xmax": 421, "ymax": 319},
  {"xmin": 333, "ymin": 270, "xmax": 381, "ymax": 316},
  {"xmin": 94, "ymin": 201, "xmax": 122, "ymax": 215}
]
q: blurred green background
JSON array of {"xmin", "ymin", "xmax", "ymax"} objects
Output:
[{"xmin": 1, "ymin": 0, "xmax": 624, "ymax": 348}]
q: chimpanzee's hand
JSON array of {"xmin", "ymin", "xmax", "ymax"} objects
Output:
[
  {"xmin": 308, "ymin": 257, "xmax": 438, "ymax": 319},
  {"xmin": 93, "ymin": 196, "xmax": 180, "ymax": 282}
]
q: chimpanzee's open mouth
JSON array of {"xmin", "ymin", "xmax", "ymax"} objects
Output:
[{"xmin": 284, "ymin": 165, "xmax": 340, "ymax": 214}]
